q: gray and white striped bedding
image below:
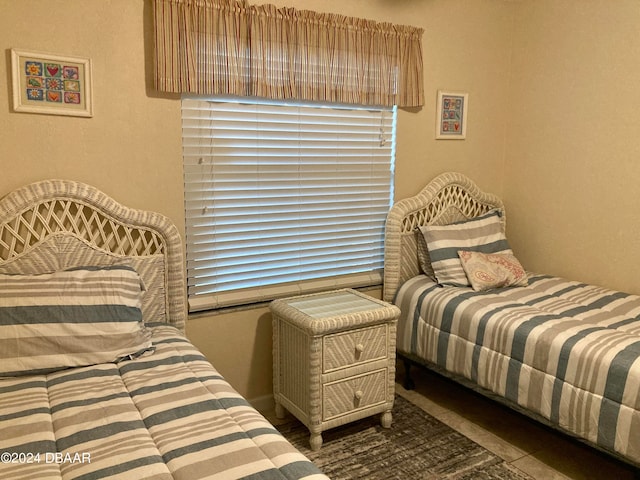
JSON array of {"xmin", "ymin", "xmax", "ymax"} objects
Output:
[
  {"xmin": 0, "ymin": 324, "xmax": 328, "ymax": 480},
  {"xmin": 395, "ymin": 273, "xmax": 640, "ymax": 465}
]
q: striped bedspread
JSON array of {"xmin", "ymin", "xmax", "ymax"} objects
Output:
[
  {"xmin": 0, "ymin": 324, "xmax": 328, "ymax": 480},
  {"xmin": 395, "ymin": 273, "xmax": 640, "ymax": 465}
]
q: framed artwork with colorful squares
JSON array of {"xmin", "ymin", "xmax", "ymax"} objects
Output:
[
  {"xmin": 11, "ymin": 49, "xmax": 93, "ymax": 117},
  {"xmin": 435, "ymin": 90, "xmax": 468, "ymax": 140}
]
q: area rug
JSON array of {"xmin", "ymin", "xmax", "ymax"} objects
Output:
[{"xmin": 277, "ymin": 394, "xmax": 533, "ymax": 480}]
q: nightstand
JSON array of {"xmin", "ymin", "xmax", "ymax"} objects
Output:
[{"xmin": 271, "ymin": 288, "xmax": 400, "ymax": 450}]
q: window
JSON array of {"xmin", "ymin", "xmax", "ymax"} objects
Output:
[{"xmin": 182, "ymin": 96, "xmax": 396, "ymax": 311}]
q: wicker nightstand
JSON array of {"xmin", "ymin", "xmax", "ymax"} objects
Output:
[{"xmin": 271, "ymin": 288, "xmax": 400, "ymax": 450}]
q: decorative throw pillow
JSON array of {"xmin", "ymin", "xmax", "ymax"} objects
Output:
[
  {"xmin": 418, "ymin": 210, "xmax": 511, "ymax": 286},
  {"xmin": 458, "ymin": 250, "xmax": 528, "ymax": 291},
  {"xmin": 0, "ymin": 265, "xmax": 153, "ymax": 376}
]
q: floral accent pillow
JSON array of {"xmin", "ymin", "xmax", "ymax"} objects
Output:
[{"xmin": 457, "ymin": 250, "xmax": 528, "ymax": 291}]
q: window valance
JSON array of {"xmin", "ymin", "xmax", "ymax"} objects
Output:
[{"xmin": 153, "ymin": 0, "xmax": 424, "ymax": 107}]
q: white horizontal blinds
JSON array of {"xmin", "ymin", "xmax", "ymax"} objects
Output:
[{"xmin": 183, "ymin": 96, "xmax": 396, "ymax": 311}]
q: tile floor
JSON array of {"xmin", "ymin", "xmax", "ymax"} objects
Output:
[{"xmin": 396, "ymin": 363, "xmax": 639, "ymax": 480}]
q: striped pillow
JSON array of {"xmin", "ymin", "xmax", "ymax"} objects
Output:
[
  {"xmin": 0, "ymin": 265, "xmax": 153, "ymax": 376},
  {"xmin": 418, "ymin": 210, "xmax": 512, "ymax": 286},
  {"xmin": 415, "ymin": 228, "xmax": 436, "ymax": 281}
]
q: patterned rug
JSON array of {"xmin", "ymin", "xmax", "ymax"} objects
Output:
[{"xmin": 277, "ymin": 395, "xmax": 533, "ymax": 480}]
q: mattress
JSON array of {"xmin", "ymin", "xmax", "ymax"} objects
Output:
[
  {"xmin": 0, "ymin": 324, "xmax": 327, "ymax": 480},
  {"xmin": 395, "ymin": 273, "xmax": 640, "ymax": 465}
]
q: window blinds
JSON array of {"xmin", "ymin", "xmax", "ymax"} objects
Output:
[{"xmin": 182, "ymin": 96, "xmax": 396, "ymax": 311}]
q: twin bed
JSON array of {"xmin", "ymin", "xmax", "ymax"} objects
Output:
[
  {"xmin": 384, "ymin": 171, "xmax": 640, "ymax": 469},
  {"xmin": 0, "ymin": 180, "xmax": 328, "ymax": 480},
  {"xmin": 3, "ymin": 171, "xmax": 640, "ymax": 478}
]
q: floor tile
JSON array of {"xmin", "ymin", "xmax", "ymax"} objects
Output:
[{"xmin": 396, "ymin": 361, "xmax": 639, "ymax": 479}]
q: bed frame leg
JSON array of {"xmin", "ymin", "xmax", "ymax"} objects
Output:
[{"xmin": 402, "ymin": 357, "xmax": 415, "ymax": 390}]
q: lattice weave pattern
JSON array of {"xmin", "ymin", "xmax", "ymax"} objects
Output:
[
  {"xmin": 400, "ymin": 184, "xmax": 502, "ymax": 233},
  {"xmin": 0, "ymin": 199, "xmax": 165, "ymax": 261}
]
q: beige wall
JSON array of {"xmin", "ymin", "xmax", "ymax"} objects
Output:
[
  {"xmin": 504, "ymin": 0, "xmax": 640, "ymax": 294},
  {"xmin": 1, "ymin": 0, "xmax": 515, "ymax": 402},
  {"xmin": 0, "ymin": 1, "xmax": 184, "ymax": 232}
]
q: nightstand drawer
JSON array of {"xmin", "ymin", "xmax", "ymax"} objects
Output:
[
  {"xmin": 322, "ymin": 369, "xmax": 387, "ymax": 421},
  {"xmin": 322, "ymin": 325, "xmax": 387, "ymax": 372}
]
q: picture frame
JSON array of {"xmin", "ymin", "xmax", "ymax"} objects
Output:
[
  {"xmin": 11, "ymin": 49, "xmax": 93, "ymax": 117},
  {"xmin": 435, "ymin": 91, "xmax": 468, "ymax": 139}
]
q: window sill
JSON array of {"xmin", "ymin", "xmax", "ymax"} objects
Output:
[{"xmin": 187, "ymin": 284, "xmax": 383, "ymax": 320}]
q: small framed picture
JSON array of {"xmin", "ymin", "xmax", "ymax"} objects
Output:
[
  {"xmin": 11, "ymin": 49, "xmax": 93, "ymax": 117},
  {"xmin": 436, "ymin": 91, "xmax": 468, "ymax": 140}
]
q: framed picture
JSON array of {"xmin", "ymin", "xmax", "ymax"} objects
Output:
[
  {"xmin": 11, "ymin": 49, "xmax": 93, "ymax": 117},
  {"xmin": 436, "ymin": 91, "xmax": 468, "ymax": 139}
]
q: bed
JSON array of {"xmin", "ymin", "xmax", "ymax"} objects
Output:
[
  {"xmin": 0, "ymin": 179, "xmax": 328, "ymax": 480},
  {"xmin": 383, "ymin": 171, "xmax": 640, "ymax": 469}
]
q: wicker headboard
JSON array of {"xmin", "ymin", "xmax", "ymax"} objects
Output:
[
  {"xmin": 0, "ymin": 180, "xmax": 187, "ymax": 331},
  {"xmin": 383, "ymin": 172, "xmax": 504, "ymax": 302}
]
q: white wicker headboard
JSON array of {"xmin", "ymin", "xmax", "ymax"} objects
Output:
[
  {"xmin": 0, "ymin": 180, "xmax": 187, "ymax": 331},
  {"xmin": 383, "ymin": 172, "xmax": 504, "ymax": 302}
]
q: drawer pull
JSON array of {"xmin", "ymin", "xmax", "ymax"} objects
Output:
[
  {"xmin": 354, "ymin": 390, "xmax": 363, "ymax": 400},
  {"xmin": 355, "ymin": 343, "xmax": 364, "ymax": 353}
]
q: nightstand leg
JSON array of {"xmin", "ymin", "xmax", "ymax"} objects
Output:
[
  {"xmin": 309, "ymin": 432, "xmax": 323, "ymax": 451},
  {"xmin": 275, "ymin": 402, "xmax": 286, "ymax": 419},
  {"xmin": 380, "ymin": 410, "xmax": 392, "ymax": 428}
]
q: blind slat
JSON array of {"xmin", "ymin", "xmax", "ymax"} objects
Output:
[{"xmin": 183, "ymin": 96, "xmax": 396, "ymax": 311}]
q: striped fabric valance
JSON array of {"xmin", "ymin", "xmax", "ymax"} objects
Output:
[{"xmin": 152, "ymin": 0, "xmax": 424, "ymax": 107}]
